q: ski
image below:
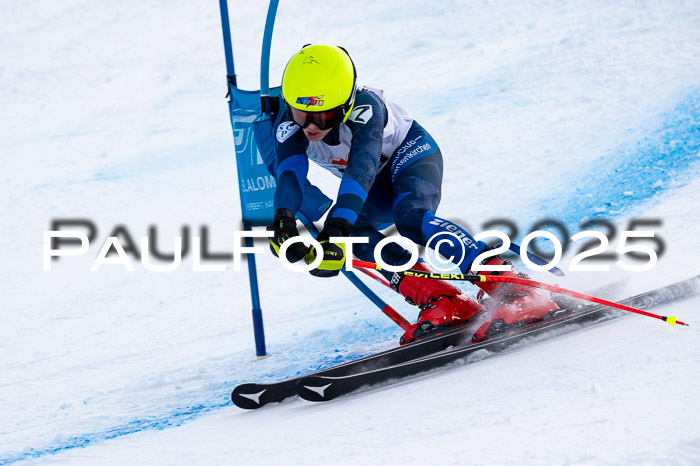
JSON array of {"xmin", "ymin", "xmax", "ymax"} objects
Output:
[
  {"xmin": 231, "ymin": 319, "xmax": 477, "ymax": 409},
  {"xmin": 297, "ymin": 275, "xmax": 699, "ymax": 403},
  {"xmin": 231, "ymin": 279, "xmax": 626, "ymax": 409}
]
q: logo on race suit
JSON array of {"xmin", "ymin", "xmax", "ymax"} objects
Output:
[
  {"xmin": 392, "ymin": 135, "xmax": 433, "ymax": 179},
  {"xmin": 296, "ymin": 96, "xmax": 325, "ymax": 107},
  {"xmin": 397, "ymin": 135, "xmax": 423, "ymax": 154},
  {"xmin": 328, "ymin": 155, "xmax": 348, "ymax": 173},
  {"xmin": 427, "ymin": 217, "xmax": 480, "ymax": 250},
  {"xmin": 276, "ymin": 121, "xmax": 300, "ymax": 143},
  {"xmin": 347, "ymin": 104, "xmax": 373, "ymax": 124}
]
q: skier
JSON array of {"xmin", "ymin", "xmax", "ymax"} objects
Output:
[{"xmin": 268, "ymin": 44, "xmax": 559, "ymax": 344}]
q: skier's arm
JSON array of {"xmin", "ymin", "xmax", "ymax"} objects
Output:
[
  {"xmin": 273, "ymin": 121, "xmax": 309, "ymax": 215},
  {"xmin": 308, "ymin": 95, "xmax": 387, "ymax": 277},
  {"xmin": 266, "ymin": 121, "xmax": 310, "ymax": 262},
  {"xmin": 326, "ymin": 95, "xmax": 387, "ymax": 225}
]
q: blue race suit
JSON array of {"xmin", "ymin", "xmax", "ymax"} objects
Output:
[{"xmin": 274, "ymin": 86, "xmax": 486, "ymax": 273}]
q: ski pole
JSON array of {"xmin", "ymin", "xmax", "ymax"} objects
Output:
[
  {"xmin": 341, "ymin": 270, "xmax": 411, "ymax": 331},
  {"xmin": 351, "ymin": 260, "xmax": 689, "ymax": 327},
  {"xmin": 353, "ymin": 264, "xmax": 393, "ymax": 289},
  {"xmin": 301, "ymin": 222, "xmax": 410, "ymax": 331}
]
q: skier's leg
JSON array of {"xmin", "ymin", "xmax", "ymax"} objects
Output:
[
  {"xmin": 388, "ymin": 123, "xmax": 485, "ymax": 343},
  {"xmin": 390, "ymin": 123, "xmax": 486, "ymax": 274},
  {"xmin": 347, "ymin": 166, "xmax": 481, "ymax": 344},
  {"xmin": 392, "ymin": 182, "xmax": 557, "ymax": 334},
  {"xmin": 353, "ymin": 223, "xmax": 483, "ymax": 345},
  {"xmin": 390, "ymin": 122, "xmax": 558, "ymax": 343},
  {"xmin": 349, "ymin": 173, "xmax": 414, "ymax": 270}
]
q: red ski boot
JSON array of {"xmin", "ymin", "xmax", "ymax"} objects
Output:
[
  {"xmin": 471, "ymin": 255, "xmax": 559, "ymax": 342},
  {"xmin": 394, "ymin": 262, "xmax": 483, "ymax": 345}
]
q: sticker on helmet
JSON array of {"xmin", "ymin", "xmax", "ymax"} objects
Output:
[
  {"xmin": 303, "ymin": 56, "xmax": 320, "ymax": 65},
  {"xmin": 296, "ymin": 96, "xmax": 325, "ymax": 107},
  {"xmin": 276, "ymin": 121, "xmax": 300, "ymax": 143},
  {"xmin": 347, "ymin": 104, "xmax": 373, "ymax": 124}
]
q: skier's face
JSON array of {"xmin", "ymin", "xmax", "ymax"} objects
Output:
[{"xmin": 303, "ymin": 123, "xmax": 332, "ymax": 141}]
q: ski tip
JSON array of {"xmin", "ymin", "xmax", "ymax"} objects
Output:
[{"xmin": 231, "ymin": 385, "xmax": 269, "ymax": 409}]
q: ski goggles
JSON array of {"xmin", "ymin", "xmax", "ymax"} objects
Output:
[{"xmin": 287, "ymin": 104, "xmax": 347, "ymax": 131}]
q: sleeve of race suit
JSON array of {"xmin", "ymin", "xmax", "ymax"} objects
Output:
[
  {"xmin": 327, "ymin": 90, "xmax": 388, "ymax": 225},
  {"xmin": 274, "ymin": 117, "xmax": 309, "ymax": 215}
]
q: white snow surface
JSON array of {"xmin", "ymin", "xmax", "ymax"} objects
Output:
[{"xmin": 2, "ymin": 0, "xmax": 700, "ymax": 464}]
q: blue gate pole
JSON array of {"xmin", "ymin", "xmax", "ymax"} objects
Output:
[
  {"xmin": 218, "ymin": 0, "xmax": 237, "ymax": 86},
  {"xmin": 219, "ymin": 0, "xmax": 267, "ymax": 358},
  {"xmin": 260, "ymin": 0, "xmax": 280, "ymax": 115},
  {"xmin": 244, "ymin": 222, "xmax": 267, "ymax": 358},
  {"xmin": 245, "ymin": 0, "xmax": 281, "ymax": 358}
]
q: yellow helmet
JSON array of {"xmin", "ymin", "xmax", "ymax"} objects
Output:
[{"xmin": 281, "ymin": 44, "xmax": 357, "ymax": 130}]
